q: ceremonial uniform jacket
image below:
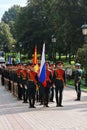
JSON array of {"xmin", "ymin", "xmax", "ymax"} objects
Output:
[
  {"xmin": 20, "ymin": 69, "xmax": 27, "ymax": 84},
  {"xmin": 74, "ymin": 69, "xmax": 82, "ymax": 83},
  {"xmin": 53, "ymin": 68, "xmax": 66, "ymax": 84},
  {"xmin": 27, "ymin": 69, "xmax": 38, "ymax": 85},
  {"xmin": 46, "ymin": 69, "xmax": 52, "ymax": 84}
]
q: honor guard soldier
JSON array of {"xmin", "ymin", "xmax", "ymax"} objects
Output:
[
  {"xmin": 43, "ymin": 62, "xmax": 52, "ymax": 107},
  {"xmin": 16, "ymin": 65, "xmax": 23, "ymax": 100},
  {"xmin": 53, "ymin": 61, "xmax": 66, "ymax": 107},
  {"xmin": 49, "ymin": 63, "xmax": 55, "ymax": 102},
  {"xmin": 8, "ymin": 67, "xmax": 12, "ymax": 92},
  {"xmin": 27, "ymin": 65, "xmax": 38, "ymax": 108},
  {"xmin": 74, "ymin": 63, "xmax": 82, "ymax": 101},
  {"xmin": 20, "ymin": 67, "xmax": 28, "ymax": 103}
]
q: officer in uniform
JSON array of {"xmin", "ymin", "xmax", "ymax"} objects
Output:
[
  {"xmin": 74, "ymin": 63, "xmax": 82, "ymax": 101},
  {"xmin": 49, "ymin": 63, "xmax": 55, "ymax": 102},
  {"xmin": 20, "ymin": 67, "xmax": 28, "ymax": 103},
  {"xmin": 43, "ymin": 62, "xmax": 52, "ymax": 107},
  {"xmin": 17, "ymin": 65, "xmax": 23, "ymax": 100},
  {"xmin": 53, "ymin": 61, "xmax": 66, "ymax": 107},
  {"xmin": 27, "ymin": 65, "xmax": 38, "ymax": 108}
]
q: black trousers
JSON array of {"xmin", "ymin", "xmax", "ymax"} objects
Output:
[
  {"xmin": 22, "ymin": 82, "xmax": 28, "ymax": 103},
  {"xmin": 54, "ymin": 79, "xmax": 64, "ymax": 106},
  {"xmin": 75, "ymin": 82, "xmax": 81, "ymax": 100},
  {"xmin": 27, "ymin": 81, "xmax": 36, "ymax": 107},
  {"xmin": 18, "ymin": 83, "xmax": 22, "ymax": 100},
  {"xmin": 43, "ymin": 81, "xmax": 50, "ymax": 106},
  {"xmin": 1, "ymin": 75, "xmax": 4, "ymax": 86},
  {"xmin": 50, "ymin": 86, "xmax": 54, "ymax": 101},
  {"xmin": 39, "ymin": 84, "xmax": 44, "ymax": 104}
]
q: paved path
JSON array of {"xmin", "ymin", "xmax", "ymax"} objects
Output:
[{"xmin": 0, "ymin": 82, "xmax": 87, "ymax": 130}]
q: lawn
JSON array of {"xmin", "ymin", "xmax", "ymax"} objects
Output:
[{"xmin": 67, "ymin": 79, "xmax": 87, "ymax": 91}]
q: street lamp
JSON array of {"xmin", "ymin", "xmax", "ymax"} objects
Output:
[
  {"xmin": 81, "ymin": 23, "xmax": 87, "ymax": 85},
  {"xmin": 12, "ymin": 44, "xmax": 15, "ymax": 51},
  {"xmin": 81, "ymin": 23, "xmax": 87, "ymax": 42},
  {"xmin": 19, "ymin": 42, "xmax": 22, "ymax": 63},
  {"xmin": 52, "ymin": 35, "xmax": 56, "ymax": 62}
]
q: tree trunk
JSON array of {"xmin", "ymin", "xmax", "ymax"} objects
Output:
[
  {"xmin": 69, "ymin": 53, "xmax": 71, "ymax": 64},
  {"xmin": 65, "ymin": 52, "xmax": 68, "ymax": 60},
  {"xmin": 58, "ymin": 52, "xmax": 61, "ymax": 61}
]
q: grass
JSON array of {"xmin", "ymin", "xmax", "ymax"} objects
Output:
[{"xmin": 67, "ymin": 79, "xmax": 87, "ymax": 91}]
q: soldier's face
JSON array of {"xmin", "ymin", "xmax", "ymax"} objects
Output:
[
  {"xmin": 57, "ymin": 65, "xmax": 63, "ymax": 69},
  {"xmin": 75, "ymin": 66, "xmax": 79, "ymax": 69}
]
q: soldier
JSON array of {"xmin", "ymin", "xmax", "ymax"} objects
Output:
[
  {"xmin": 8, "ymin": 67, "xmax": 12, "ymax": 92},
  {"xmin": 53, "ymin": 61, "xmax": 66, "ymax": 107},
  {"xmin": 43, "ymin": 62, "xmax": 52, "ymax": 107},
  {"xmin": 74, "ymin": 63, "xmax": 82, "ymax": 101},
  {"xmin": 16, "ymin": 65, "xmax": 23, "ymax": 100},
  {"xmin": 0, "ymin": 66, "xmax": 5, "ymax": 86},
  {"xmin": 49, "ymin": 63, "xmax": 55, "ymax": 102},
  {"xmin": 27, "ymin": 65, "xmax": 38, "ymax": 108},
  {"xmin": 20, "ymin": 67, "xmax": 28, "ymax": 103}
]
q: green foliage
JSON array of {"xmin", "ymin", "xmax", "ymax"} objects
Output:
[
  {"xmin": 67, "ymin": 79, "xmax": 87, "ymax": 90},
  {"xmin": 1, "ymin": 0, "xmax": 87, "ymax": 65},
  {"xmin": 1, "ymin": 5, "xmax": 21, "ymax": 24},
  {"xmin": 0, "ymin": 22, "xmax": 16, "ymax": 51},
  {"xmin": 77, "ymin": 44, "xmax": 87, "ymax": 69}
]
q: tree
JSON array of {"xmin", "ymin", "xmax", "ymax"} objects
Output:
[
  {"xmin": 15, "ymin": 0, "xmax": 55, "ymax": 57},
  {"xmin": 77, "ymin": 44, "xmax": 87, "ymax": 69},
  {"xmin": 0, "ymin": 22, "xmax": 16, "ymax": 52},
  {"xmin": 50, "ymin": 0, "xmax": 87, "ymax": 63},
  {"xmin": 1, "ymin": 5, "xmax": 21, "ymax": 24}
]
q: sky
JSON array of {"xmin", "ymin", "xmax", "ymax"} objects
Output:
[{"xmin": 0, "ymin": 0, "xmax": 27, "ymax": 21}]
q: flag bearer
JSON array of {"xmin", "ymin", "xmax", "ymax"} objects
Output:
[{"xmin": 43, "ymin": 62, "xmax": 52, "ymax": 107}]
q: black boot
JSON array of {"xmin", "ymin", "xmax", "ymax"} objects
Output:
[
  {"xmin": 32, "ymin": 99, "xmax": 36, "ymax": 108},
  {"xmin": 77, "ymin": 92, "xmax": 81, "ymax": 100},
  {"xmin": 29, "ymin": 99, "xmax": 32, "ymax": 108}
]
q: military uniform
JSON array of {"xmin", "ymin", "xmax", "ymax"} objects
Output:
[
  {"xmin": 74, "ymin": 63, "xmax": 82, "ymax": 101},
  {"xmin": 27, "ymin": 67, "xmax": 38, "ymax": 108},
  {"xmin": 44, "ymin": 68, "xmax": 52, "ymax": 107},
  {"xmin": 49, "ymin": 64, "xmax": 55, "ymax": 102},
  {"xmin": 20, "ymin": 68, "xmax": 28, "ymax": 103},
  {"xmin": 17, "ymin": 67, "xmax": 23, "ymax": 100},
  {"xmin": 53, "ymin": 61, "xmax": 66, "ymax": 107},
  {"xmin": 39, "ymin": 62, "xmax": 52, "ymax": 107}
]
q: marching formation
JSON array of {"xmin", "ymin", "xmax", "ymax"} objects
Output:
[
  {"xmin": 0, "ymin": 44, "xmax": 83, "ymax": 109},
  {"xmin": 0, "ymin": 60, "xmax": 67, "ymax": 108}
]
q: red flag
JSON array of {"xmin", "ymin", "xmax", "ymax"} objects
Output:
[
  {"xmin": 32, "ymin": 45, "xmax": 38, "ymax": 65},
  {"xmin": 32, "ymin": 45, "xmax": 39, "ymax": 73}
]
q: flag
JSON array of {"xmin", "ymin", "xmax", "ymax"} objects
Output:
[
  {"xmin": 32, "ymin": 45, "xmax": 38, "ymax": 65},
  {"xmin": 39, "ymin": 43, "xmax": 46, "ymax": 87},
  {"xmin": 32, "ymin": 45, "xmax": 39, "ymax": 72},
  {"xmin": 8, "ymin": 56, "xmax": 12, "ymax": 64},
  {"xmin": 34, "ymin": 64, "xmax": 39, "ymax": 73}
]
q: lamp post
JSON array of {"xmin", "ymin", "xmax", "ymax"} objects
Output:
[
  {"xmin": 12, "ymin": 44, "xmax": 15, "ymax": 65},
  {"xmin": 19, "ymin": 42, "xmax": 22, "ymax": 63},
  {"xmin": 52, "ymin": 35, "xmax": 56, "ymax": 62},
  {"xmin": 81, "ymin": 23, "xmax": 87, "ymax": 85}
]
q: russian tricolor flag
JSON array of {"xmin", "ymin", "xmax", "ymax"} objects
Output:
[{"xmin": 39, "ymin": 43, "xmax": 46, "ymax": 87}]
